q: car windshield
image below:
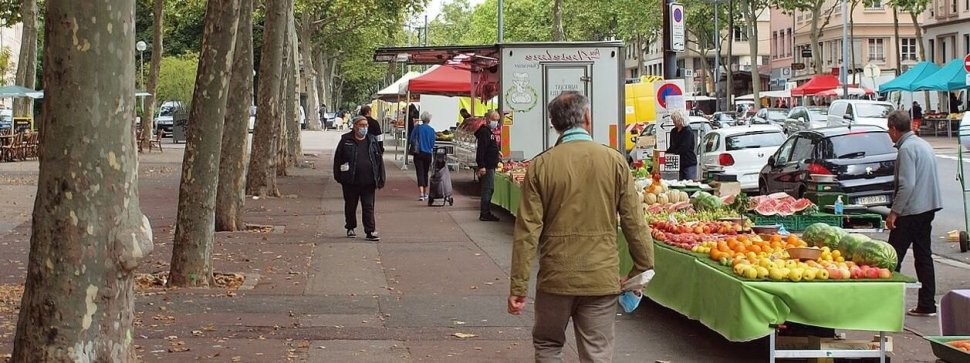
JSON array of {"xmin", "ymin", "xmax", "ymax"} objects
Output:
[
  {"xmin": 807, "ymin": 108, "xmax": 828, "ymax": 121},
  {"xmin": 855, "ymin": 103, "xmax": 894, "ymax": 118},
  {"xmin": 767, "ymin": 110, "xmax": 787, "ymax": 120},
  {"xmin": 725, "ymin": 131, "xmax": 786, "ymax": 151},
  {"xmin": 826, "ymin": 132, "xmax": 895, "ymax": 158},
  {"xmin": 159, "ymin": 107, "xmax": 176, "ymax": 117},
  {"xmin": 716, "ymin": 114, "xmax": 735, "ymax": 121}
]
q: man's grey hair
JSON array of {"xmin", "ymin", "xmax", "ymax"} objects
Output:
[
  {"xmin": 887, "ymin": 110, "xmax": 912, "ymax": 132},
  {"xmin": 420, "ymin": 111, "xmax": 432, "ymax": 123},
  {"xmin": 670, "ymin": 110, "xmax": 686, "ymax": 126},
  {"xmin": 352, "ymin": 116, "xmax": 368, "ymax": 125},
  {"xmin": 486, "ymin": 109, "xmax": 500, "ymax": 120},
  {"xmin": 548, "ymin": 91, "xmax": 589, "ymax": 132}
]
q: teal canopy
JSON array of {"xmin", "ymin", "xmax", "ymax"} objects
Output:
[
  {"xmin": 878, "ymin": 61, "xmax": 941, "ymax": 92},
  {"xmin": 0, "ymin": 85, "xmax": 41, "ymax": 98},
  {"xmin": 912, "ymin": 58, "xmax": 969, "ymax": 91}
]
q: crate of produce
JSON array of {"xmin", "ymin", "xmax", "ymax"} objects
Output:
[
  {"xmin": 844, "ymin": 213, "xmax": 884, "ymax": 230},
  {"xmin": 797, "ymin": 213, "xmax": 843, "ymax": 230},
  {"xmin": 749, "ymin": 214, "xmax": 799, "ymax": 231},
  {"xmin": 924, "ymin": 336, "xmax": 970, "ymax": 363}
]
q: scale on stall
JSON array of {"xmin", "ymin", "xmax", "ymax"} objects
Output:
[{"xmin": 953, "ymin": 112, "xmax": 970, "ymax": 252}]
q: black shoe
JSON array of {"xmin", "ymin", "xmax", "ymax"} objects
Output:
[
  {"xmin": 346, "ymin": 229, "xmax": 356, "ymax": 238},
  {"xmin": 906, "ymin": 307, "xmax": 937, "ymax": 317},
  {"xmin": 479, "ymin": 214, "xmax": 500, "ymax": 222},
  {"xmin": 365, "ymin": 233, "xmax": 380, "ymax": 241}
]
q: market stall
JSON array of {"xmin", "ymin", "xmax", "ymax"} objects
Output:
[
  {"xmin": 912, "ymin": 58, "xmax": 969, "ymax": 138},
  {"xmin": 493, "ymin": 166, "xmax": 915, "ymax": 360}
]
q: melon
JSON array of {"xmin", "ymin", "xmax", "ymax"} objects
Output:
[
  {"xmin": 680, "ymin": 191, "xmax": 689, "ymax": 202},
  {"xmin": 657, "ymin": 193, "xmax": 669, "ymax": 205},
  {"xmin": 667, "ymin": 190, "xmax": 681, "ymax": 203},
  {"xmin": 838, "ymin": 233, "xmax": 871, "ymax": 257},
  {"xmin": 754, "ymin": 203, "xmax": 777, "ymax": 216},
  {"xmin": 790, "ymin": 199, "xmax": 814, "ymax": 212},
  {"xmin": 851, "ymin": 240, "xmax": 899, "ymax": 270},
  {"xmin": 776, "ymin": 202, "xmax": 794, "ymax": 216},
  {"xmin": 644, "ymin": 193, "xmax": 658, "ymax": 205}
]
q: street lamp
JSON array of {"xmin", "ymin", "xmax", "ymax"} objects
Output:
[{"xmin": 136, "ymin": 40, "xmax": 147, "ymax": 88}]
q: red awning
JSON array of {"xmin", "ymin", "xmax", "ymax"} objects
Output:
[
  {"xmin": 407, "ymin": 65, "xmax": 473, "ymax": 96},
  {"xmin": 791, "ymin": 75, "xmax": 841, "ymax": 96}
]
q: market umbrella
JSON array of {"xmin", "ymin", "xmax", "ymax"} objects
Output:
[
  {"xmin": 29, "ymin": 90, "xmax": 152, "ymax": 99},
  {"xmin": 0, "ymin": 85, "xmax": 41, "ymax": 98},
  {"xmin": 878, "ymin": 61, "xmax": 941, "ymax": 92},
  {"xmin": 374, "ymin": 71, "xmax": 422, "ymax": 101},
  {"xmin": 791, "ymin": 75, "xmax": 840, "ymax": 96},
  {"xmin": 912, "ymin": 58, "xmax": 969, "ymax": 91}
]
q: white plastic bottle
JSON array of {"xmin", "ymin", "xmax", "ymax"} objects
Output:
[{"xmin": 834, "ymin": 196, "xmax": 844, "ymax": 215}]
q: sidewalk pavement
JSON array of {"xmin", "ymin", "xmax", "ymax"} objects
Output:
[{"xmin": 0, "ymin": 130, "xmax": 955, "ymax": 362}]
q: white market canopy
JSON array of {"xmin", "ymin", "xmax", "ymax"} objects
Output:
[
  {"xmin": 375, "ymin": 71, "xmax": 423, "ymax": 101},
  {"xmin": 735, "ymin": 90, "xmax": 792, "ymax": 100}
]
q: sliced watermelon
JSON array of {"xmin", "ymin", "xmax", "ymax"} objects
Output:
[
  {"xmin": 767, "ymin": 192, "xmax": 792, "ymax": 200},
  {"xmin": 754, "ymin": 203, "xmax": 777, "ymax": 216},
  {"xmin": 776, "ymin": 203, "xmax": 795, "ymax": 216},
  {"xmin": 790, "ymin": 198, "xmax": 814, "ymax": 212}
]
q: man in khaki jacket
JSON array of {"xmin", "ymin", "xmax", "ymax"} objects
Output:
[{"xmin": 508, "ymin": 91, "xmax": 655, "ymax": 362}]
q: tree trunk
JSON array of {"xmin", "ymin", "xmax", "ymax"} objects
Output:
[
  {"xmin": 141, "ymin": 0, "xmax": 165, "ymax": 151},
  {"xmin": 216, "ymin": 0, "xmax": 254, "ymax": 232},
  {"xmin": 810, "ymin": 6, "xmax": 823, "ymax": 74},
  {"xmin": 726, "ymin": 0, "xmax": 734, "ymax": 104},
  {"xmin": 247, "ymin": 0, "xmax": 289, "ymax": 197},
  {"xmin": 286, "ymin": 11, "xmax": 301, "ymax": 168},
  {"xmin": 552, "ymin": 0, "xmax": 565, "ymax": 41},
  {"xmin": 893, "ymin": 8, "xmax": 901, "ymax": 75},
  {"xmin": 298, "ymin": 15, "xmax": 322, "ymax": 131},
  {"xmin": 315, "ymin": 50, "xmax": 329, "ymax": 109},
  {"xmin": 12, "ymin": 0, "xmax": 153, "ymax": 360},
  {"xmin": 276, "ymin": 10, "xmax": 292, "ymax": 177},
  {"xmin": 910, "ymin": 12, "xmax": 925, "ymax": 60},
  {"xmin": 849, "ymin": 0, "xmax": 859, "ymax": 86},
  {"xmin": 636, "ymin": 33, "xmax": 646, "ymax": 77},
  {"xmin": 745, "ymin": 1, "xmax": 761, "ymax": 107},
  {"xmin": 13, "ymin": 0, "xmax": 38, "ymax": 117},
  {"xmin": 169, "ymin": 0, "xmax": 241, "ymax": 288}
]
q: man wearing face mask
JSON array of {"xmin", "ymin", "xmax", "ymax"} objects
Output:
[
  {"xmin": 476, "ymin": 110, "xmax": 502, "ymax": 221},
  {"xmin": 508, "ymin": 92, "xmax": 654, "ymax": 361},
  {"xmin": 333, "ymin": 116, "xmax": 386, "ymax": 241}
]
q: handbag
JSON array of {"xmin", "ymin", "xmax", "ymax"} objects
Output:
[{"xmin": 409, "ymin": 136, "xmax": 421, "ymax": 155}]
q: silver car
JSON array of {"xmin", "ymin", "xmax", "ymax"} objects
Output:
[{"xmin": 783, "ymin": 106, "xmax": 828, "ymax": 134}]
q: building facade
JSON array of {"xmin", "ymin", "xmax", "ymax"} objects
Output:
[
  {"xmin": 769, "ymin": 7, "xmax": 794, "ymax": 90},
  {"xmin": 789, "ymin": 0, "xmax": 918, "ymax": 90},
  {"xmin": 922, "ymin": 0, "xmax": 970, "ymax": 65}
]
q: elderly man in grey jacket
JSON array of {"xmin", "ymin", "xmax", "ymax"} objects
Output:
[{"xmin": 886, "ymin": 110, "xmax": 942, "ymax": 317}]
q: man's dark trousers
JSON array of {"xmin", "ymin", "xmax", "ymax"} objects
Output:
[
  {"xmin": 343, "ymin": 184, "xmax": 376, "ymax": 234},
  {"xmin": 889, "ymin": 210, "xmax": 936, "ymax": 311},
  {"xmin": 480, "ymin": 168, "xmax": 495, "ymax": 217}
]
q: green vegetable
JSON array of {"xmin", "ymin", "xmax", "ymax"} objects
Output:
[{"xmin": 850, "ymin": 240, "xmax": 898, "ymax": 270}]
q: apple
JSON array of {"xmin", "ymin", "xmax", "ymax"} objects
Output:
[
  {"xmin": 788, "ymin": 268, "xmax": 804, "ymax": 282},
  {"xmin": 850, "ymin": 266, "xmax": 863, "ymax": 279},
  {"xmin": 866, "ymin": 268, "xmax": 880, "ymax": 279},
  {"xmin": 878, "ymin": 268, "xmax": 892, "ymax": 279},
  {"xmin": 817, "ymin": 269, "xmax": 830, "ymax": 280},
  {"xmin": 803, "ymin": 268, "xmax": 818, "ymax": 281},
  {"xmin": 768, "ymin": 268, "xmax": 786, "ymax": 281},
  {"xmin": 839, "ymin": 268, "xmax": 851, "ymax": 280},
  {"xmin": 826, "ymin": 267, "xmax": 842, "ymax": 280}
]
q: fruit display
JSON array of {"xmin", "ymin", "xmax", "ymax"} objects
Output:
[
  {"xmin": 649, "ymin": 220, "xmax": 745, "ymax": 250},
  {"xmin": 637, "ymin": 174, "xmax": 695, "ymax": 214},
  {"xmin": 802, "ymin": 223, "xmax": 899, "ymax": 271},
  {"xmin": 749, "ymin": 193, "xmax": 817, "ymax": 216},
  {"xmin": 435, "ymin": 130, "xmax": 454, "ymax": 141},
  {"xmin": 501, "ymin": 161, "xmax": 530, "ymax": 184},
  {"xmin": 946, "ymin": 340, "xmax": 970, "ymax": 352},
  {"xmin": 691, "ymin": 192, "xmax": 725, "ymax": 211}
]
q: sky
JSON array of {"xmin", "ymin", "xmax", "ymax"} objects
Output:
[{"xmin": 413, "ymin": 0, "xmax": 488, "ymax": 23}]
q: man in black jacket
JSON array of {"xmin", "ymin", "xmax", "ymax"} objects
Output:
[
  {"xmin": 358, "ymin": 105, "xmax": 384, "ymax": 153},
  {"xmin": 334, "ymin": 116, "xmax": 386, "ymax": 241},
  {"xmin": 666, "ymin": 110, "xmax": 697, "ymax": 181},
  {"xmin": 476, "ymin": 110, "xmax": 502, "ymax": 221}
]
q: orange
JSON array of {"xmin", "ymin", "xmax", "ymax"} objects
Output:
[
  {"xmin": 786, "ymin": 235, "xmax": 799, "ymax": 244},
  {"xmin": 749, "ymin": 245, "xmax": 762, "ymax": 254},
  {"xmin": 770, "ymin": 235, "xmax": 782, "ymax": 243}
]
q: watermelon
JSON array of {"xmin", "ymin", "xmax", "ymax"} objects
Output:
[
  {"xmin": 776, "ymin": 202, "xmax": 795, "ymax": 216},
  {"xmin": 754, "ymin": 202, "xmax": 777, "ymax": 216},
  {"xmin": 790, "ymin": 199, "xmax": 814, "ymax": 212},
  {"xmin": 815, "ymin": 226, "xmax": 847, "ymax": 250},
  {"xmin": 838, "ymin": 233, "xmax": 871, "ymax": 257},
  {"xmin": 850, "ymin": 240, "xmax": 899, "ymax": 270},
  {"xmin": 802, "ymin": 223, "xmax": 832, "ymax": 246}
]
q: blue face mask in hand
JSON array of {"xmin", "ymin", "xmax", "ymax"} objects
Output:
[
  {"xmin": 619, "ymin": 290, "xmax": 642, "ymax": 313},
  {"xmin": 357, "ymin": 127, "xmax": 368, "ymax": 137}
]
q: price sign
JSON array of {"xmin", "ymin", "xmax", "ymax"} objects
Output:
[{"xmin": 662, "ymin": 153, "xmax": 680, "ymax": 172}]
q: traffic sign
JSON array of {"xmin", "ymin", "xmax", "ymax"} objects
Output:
[
  {"xmin": 964, "ymin": 53, "xmax": 970, "ymax": 72},
  {"xmin": 656, "ymin": 83, "xmax": 683, "ymax": 109},
  {"xmin": 670, "ymin": 4, "xmax": 685, "ymax": 53}
]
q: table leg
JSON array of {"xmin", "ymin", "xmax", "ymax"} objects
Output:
[
  {"xmin": 879, "ymin": 331, "xmax": 886, "ymax": 363},
  {"xmin": 769, "ymin": 328, "xmax": 777, "ymax": 363}
]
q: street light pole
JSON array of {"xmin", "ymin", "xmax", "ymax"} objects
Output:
[
  {"xmin": 714, "ymin": 0, "xmax": 720, "ymax": 110},
  {"xmin": 840, "ymin": 0, "xmax": 848, "ymax": 99},
  {"xmin": 136, "ymin": 40, "xmax": 147, "ymax": 115},
  {"xmin": 498, "ymin": 0, "xmax": 504, "ymax": 43}
]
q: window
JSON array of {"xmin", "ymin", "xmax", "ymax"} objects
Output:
[
  {"xmin": 866, "ymin": 0, "xmax": 883, "ymax": 9},
  {"xmin": 827, "ymin": 132, "xmax": 895, "ymax": 158},
  {"xmin": 965, "ymin": 34, "xmax": 969, "ymax": 57},
  {"xmin": 702, "ymin": 133, "xmax": 720, "ymax": 153},
  {"xmin": 828, "ymin": 41, "xmax": 836, "ymax": 64},
  {"xmin": 868, "ymin": 38, "xmax": 885, "ymax": 62},
  {"xmin": 901, "ymin": 38, "xmax": 918, "ymax": 61},
  {"xmin": 929, "ymin": 39, "xmax": 935, "ymax": 62},
  {"xmin": 725, "ymin": 132, "xmax": 786, "ymax": 151},
  {"xmin": 774, "ymin": 138, "xmax": 797, "ymax": 164},
  {"xmin": 787, "ymin": 29, "xmax": 793, "ymax": 56},
  {"xmin": 733, "ymin": 27, "xmax": 748, "ymax": 41},
  {"xmin": 773, "ymin": 31, "xmax": 779, "ymax": 58},
  {"xmin": 952, "ymin": 0, "xmax": 958, "ymax": 13},
  {"xmin": 790, "ymin": 137, "xmax": 816, "ymax": 163}
]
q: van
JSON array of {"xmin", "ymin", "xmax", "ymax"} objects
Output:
[{"xmin": 826, "ymin": 100, "xmax": 895, "ymax": 129}]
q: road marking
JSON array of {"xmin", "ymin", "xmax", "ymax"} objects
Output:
[
  {"xmin": 933, "ymin": 254, "xmax": 970, "ymax": 270},
  {"xmin": 936, "ymin": 154, "xmax": 970, "ymax": 163}
]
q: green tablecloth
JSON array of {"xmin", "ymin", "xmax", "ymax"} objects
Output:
[
  {"xmin": 493, "ymin": 173, "xmax": 511, "ymax": 212},
  {"xmin": 643, "ymin": 243, "xmax": 906, "ymax": 341},
  {"xmin": 495, "ymin": 172, "xmax": 907, "ymax": 342}
]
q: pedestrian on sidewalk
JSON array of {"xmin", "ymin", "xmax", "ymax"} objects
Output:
[
  {"xmin": 333, "ymin": 116, "xmax": 386, "ymax": 241},
  {"xmin": 410, "ymin": 111, "xmax": 437, "ymax": 201},
  {"xmin": 885, "ymin": 110, "xmax": 941, "ymax": 317},
  {"xmin": 666, "ymin": 110, "xmax": 697, "ymax": 181},
  {"xmin": 476, "ymin": 110, "xmax": 501, "ymax": 222},
  {"xmin": 359, "ymin": 105, "xmax": 384, "ymax": 153},
  {"xmin": 911, "ymin": 101, "xmax": 922, "ymax": 136},
  {"xmin": 508, "ymin": 91, "xmax": 655, "ymax": 363}
]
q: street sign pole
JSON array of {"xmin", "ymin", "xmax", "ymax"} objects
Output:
[{"xmin": 841, "ymin": 0, "xmax": 849, "ymax": 99}]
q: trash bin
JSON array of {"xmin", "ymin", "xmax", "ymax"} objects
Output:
[{"xmin": 172, "ymin": 117, "xmax": 188, "ymax": 144}]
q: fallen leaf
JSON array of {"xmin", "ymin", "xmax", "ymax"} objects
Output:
[{"xmin": 452, "ymin": 333, "xmax": 477, "ymax": 339}]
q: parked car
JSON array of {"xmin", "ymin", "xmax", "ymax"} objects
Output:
[
  {"xmin": 155, "ymin": 101, "xmax": 185, "ymax": 137},
  {"xmin": 699, "ymin": 125, "xmax": 787, "ymax": 191},
  {"xmin": 0, "ymin": 109, "xmax": 12, "ymax": 130},
  {"xmin": 749, "ymin": 108, "xmax": 790, "ymax": 127},
  {"xmin": 711, "ymin": 112, "xmax": 738, "ymax": 128},
  {"xmin": 322, "ymin": 112, "xmax": 337, "ymax": 129},
  {"xmin": 826, "ymin": 100, "xmax": 894, "ymax": 129},
  {"xmin": 248, "ymin": 106, "xmax": 256, "ymax": 133},
  {"xmin": 758, "ymin": 126, "xmax": 896, "ymax": 208},
  {"xmin": 783, "ymin": 106, "xmax": 829, "ymax": 134},
  {"xmin": 299, "ymin": 106, "xmax": 306, "ymax": 129}
]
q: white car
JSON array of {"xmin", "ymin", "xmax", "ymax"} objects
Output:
[
  {"xmin": 699, "ymin": 125, "xmax": 788, "ymax": 191},
  {"xmin": 826, "ymin": 100, "xmax": 894, "ymax": 129}
]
